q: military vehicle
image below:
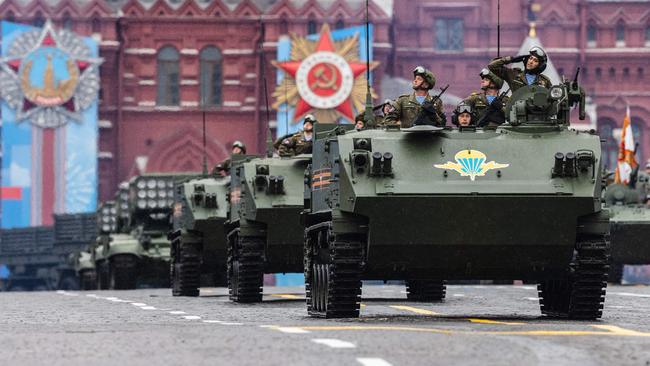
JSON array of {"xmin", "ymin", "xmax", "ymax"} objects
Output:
[
  {"xmin": 303, "ymin": 80, "xmax": 610, "ymax": 319},
  {"xmin": 227, "ymin": 154, "xmax": 310, "ymax": 302},
  {"xmin": 169, "ymin": 173, "xmax": 231, "ymax": 296},
  {"xmin": 604, "ymin": 183, "xmax": 650, "ymax": 283},
  {"xmin": 100, "ymin": 174, "xmax": 181, "ymax": 289}
]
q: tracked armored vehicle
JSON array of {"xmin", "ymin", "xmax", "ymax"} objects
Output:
[
  {"xmin": 604, "ymin": 183, "xmax": 650, "ymax": 283},
  {"xmin": 169, "ymin": 173, "xmax": 231, "ymax": 296},
  {"xmin": 304, "ymin": 81, "xmax": 610, "ymax": 319},
  {"xmin": 227, "ymin": 154, "xmax": 310, "ymax": 302}
]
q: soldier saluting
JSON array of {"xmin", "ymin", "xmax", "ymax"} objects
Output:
[
  {"xmin": 275, "ymin": 114, "xmax": 315, "ymax": 157},
  {"xmin": 488, "ymin": 46, "xmax": 551, "ymax": 92},
  {"xmin": 464, "ymin": 69, "xmax": 509, "ymax": 127},
  {"xmin": 384, "ymin": 66, "xmax": 446, "ymax": 128}
]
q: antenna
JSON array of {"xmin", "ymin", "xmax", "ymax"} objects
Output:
[
  {"xmin": 497, "ymin": 0, "xmax": 501, "ymax": 58},
  {"xmin": 201, "ymin": 93, "xmax": 208, "ymax": 176},
  {"xmin": 259, "ymin": 18, "xmax": 274, "ymax": 158},
  {"xmin": 363, "ymin": 0, "xmax": 376, "ymax": 127}
]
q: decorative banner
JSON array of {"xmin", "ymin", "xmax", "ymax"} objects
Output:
[
  {"xmin": 272, "ymin": 24, "xmax": 378, "ymax": 137},
  {"xmin": 0, "ymin": 20, "xmax": 102, "ymax": 228}
]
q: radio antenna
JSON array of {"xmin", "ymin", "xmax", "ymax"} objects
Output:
[{"xmin": 363, "ymin": 0, "xmax": 376, "ymax": 127}]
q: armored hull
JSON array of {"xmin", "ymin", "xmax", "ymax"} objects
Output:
[{"xmin": 610, "ymin": 205, "xmax": 650, "ymax": 265}]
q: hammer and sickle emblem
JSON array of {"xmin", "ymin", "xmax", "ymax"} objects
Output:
[{"xmin": 310, "ymin": 63, "xmax": 338, "ymax": 91}]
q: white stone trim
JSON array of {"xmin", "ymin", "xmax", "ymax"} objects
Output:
[
  {"xmin": 124, "ymin": 73, "xmax": 135, "ymax": 79},
  {"xmin": 180, "ymin": 48, "xmax": 199, "ymax": 56},
  {"xmin": 138, "ymin": 79, "xmax": 156, "ymax": 86},
  {"xmin": 586, "ymin": 48, "xmax": 650, "ymax": 53},
  {"xmin": 245, "ymin": 73, "xmax": 257, "ymax": 79},
  {"xmin": 101, "ymin": 40, "xmax": 120, "ymax": 47},
  {"xmin": 263, "ymin": 42, "xmax": 278, "ymax": 48},
  {"xmin": 224, "ymin": 101, "xmax": 242, "ymax": 107},
  {"xmin": 373, "ymin": 42, "xmax": 392, "ymax": 49},
  {"xmin": 224, "ymin": 79, "xmax": 241, "ymax": 85},
  {"xmin": 138, "ymin": 101, "xmax": 156, "ymax": 107},
  {"xmin": 241, "ymin": 106, "xmax": 256, "ymax": 111},
  {"xmin": 155, "ymin": 106, "xmax": 182, "ymax": 111},
  {"xmin": 125, "ymin": 48, "xmax": 156, "ymax": 55},
  {"xmin": 123, "ymin": 96, "xmax": 135, "ymax": 102},
  {"xmin": 98, "ymin": 120, "xmax": 113, "ymax": 129},
  {"xmin": 181, "ymin": 79, "xmax": 198, "ymax": 85},
  {"xmin": 181, "ymin": 101, "xmax": 199, "ymax": 107},
  {"xmin": 244, "ymin": 97, "xmax": 257, "ymax": 103},
  {"xmin": 98, "ymin": 151, "xmax": 114, "ymax": 159},
  {"xmin": 223, "ymin": 49, "xmax": 254, "ymax": 55}
]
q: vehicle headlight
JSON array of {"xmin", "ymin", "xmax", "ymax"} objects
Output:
[
  {"xmin": 550, "ymin": 86, "xmax": 564, "ymax": 100},
  {"xmin": 147, "ymin": 199, "xmax": 156, "ymax": 208},
  {"xmin": 147, "ymin": 190, "xmax": 156, "ymax": 198},
  {"xmin": 147, "ymin": 179, "xmax": 156, "ymax": 189},
  {"xmin": 137, "ymin": 180, "xmax": 146, "ymax": 189},
  {"xmin": 137, "ymin": 199, "xmax": 147, "ymax": 209},
  {"xmin": 137, "ymin": 190, "xmax": 146, "ymax": 199}
]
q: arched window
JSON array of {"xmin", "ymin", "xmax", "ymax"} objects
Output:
[
  {"xmin": 335, "ymin": 17, "xmax": 345, "ymax": 30},
  {"xmin": 200, "ymin": 46, "xmax": 222, "ymax": 107},
  {"xmin": 646, "ymin": 25, "xmax": 650, "ymax": 44},
  {"xmin": 616, "ymin": 21, "xmax": 625, "ymax": 45},
  {"xmin": 307, "ymin": 17, "xmax": 317, "ymax": 34},
  {"xmin": 63, "ymin": 12, "xmax": 73, "ymax": 30},
  {"xmin": 587, "ymin": 22, "xmax": 597, "ymax": 46},
  {"xmin": 7, "ymin": 11, "xmax": 15, "ymax": 22},
  {"xmin": 598, "ymin": 120, "xmax": 618, "ymax": 171},
  {"xmin": 33, "ymin": 12, "xmax": 45, "ymax": 28},
  {"xmin": 92, "ymin": 17, "xmax": 101, "ymax": 33},
  {"xmin": 157, "ymin": 46, "xmax": 180, "ymax": 106},
  {"xmin": 279, "ymin": 16, "xmax": 288, "ymax": 34}
]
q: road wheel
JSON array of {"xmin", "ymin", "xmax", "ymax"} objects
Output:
[
  {"xmin": 79, "ymin": 270, "xmax": 97, "ymax": 290},
  {"xmin": 406, "ymin": 280, "xmax": 446, "ymax": 302},
  {"xmin": 171, "ymin": 235, "xmax": 201, "ymax": 297},
  {"xmin": 538, "ymin": 235, "xmax": 609, "ymax": 320},
  {"xmin": 306, "ymin": 226, "xmax": 362, "ymax": 319},
  {"xmin": 109, "ymin": 255, "xmax": 138, "ymax": 290},
  {"xmin": 228, "ymin": 233, "xmax": 264, "ymax": 303}
]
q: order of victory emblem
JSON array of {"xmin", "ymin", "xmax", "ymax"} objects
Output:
[
  {"xmin": 434, "ymin": 150, "xmax": 509, "ymax": 181},
  {"xmin": 272, "ymin": 24, "xmax": 379, "ymax": 123},
  {"xmin": 0, "ymin": 20, "xmax": 103, "ymax": 128}
]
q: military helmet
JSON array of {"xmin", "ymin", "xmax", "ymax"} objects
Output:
[
  {"xmin": 524, "ymin": 46, "xmax": 548, "ymax": 74},
  {"xmin": 646, "ymin": 158, "xmax": 650, "ymax": 169},
  {"xmin": 451, "ymin": 101, "xmax": 476, "ymax": 126},
  {"xmin": 232, "ymin": 140, "xmax": 246, "ymax": 154},
  {"xmin": 413, "ymin": 66, "xmax": 436, "ymax": 89},
  {"xmin": 479, "ymin": 68, "xmax": 504, "ymax": 89},
  {"xmin": 303, "ymin": 114, "xmax": 316, "ymax": 125}
]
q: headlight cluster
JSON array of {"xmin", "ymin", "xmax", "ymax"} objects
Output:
[
  {"xmin": 98, "ymin": 204, "xmax": 117, "ymax": 233},
  {"xmin": 135, "ymin": 178, "xmax": 175, "ymax": 210}
]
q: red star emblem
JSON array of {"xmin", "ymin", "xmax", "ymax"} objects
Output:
[{"xmin": 276, "ymin": 26, "xmax": 369, "ymax": 122}]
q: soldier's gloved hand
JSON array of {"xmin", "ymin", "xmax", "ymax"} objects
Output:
[
  {"xmin": 490, "ymin": 98, "xmax": 504, "ymax": 110},
  {"xmin": 421, "ymin": 100, "xmax": 436, "ymax": 114},
  {"xmin": 510, "ymin": 55, "xmax": 527, "ymax": 63}
]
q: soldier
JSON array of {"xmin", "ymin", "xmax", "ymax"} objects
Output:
[
  {"xmin": 464, "ymin": 69, "xmax": 510, "ymax": 127},
  {"xmin": 213, "ymin": 141, "xmax": 246, "ymax": 176},
  {"xmin": 451, "ymin": 102, "xmax": 476, "ymax": 127},
  {"xmin": 384, "ymin": 66, "xmax": 446, "ymax": 128},
  {"xmin": 277, "ymin": 114, "xmax": 315, "ymax": 157},
  {"xmin": 488, "ymin": 46, "xmax": 552, "ymax": 92},
  {"xmin": 354, "ymin": 113, "xmax": 366, "ymax": 130}
]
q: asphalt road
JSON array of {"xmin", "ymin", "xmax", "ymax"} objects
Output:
[{"xmin": 1, "ymin": 284, "xmax": 650, "ymax": 366}]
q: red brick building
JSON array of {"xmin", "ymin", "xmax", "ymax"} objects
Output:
[{"xmin": 1, "ymin": 0, "xmax": 648, "ymax": 201}]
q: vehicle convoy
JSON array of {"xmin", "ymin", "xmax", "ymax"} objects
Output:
[
  {"xmin": 227, "ymin": 153, "xmax": 311, "ymax": 302},
  {"xmin": 303, "ymin": 80, "xmax": 610, "ymax": 319},
  {"xmin": 99, "ymin": 174, "xmax": 185, "ymax": 289},
  {"xmin": 72, "ymin": 201, "xmax": 118, "ymax": 290},
  {"xmin": 169, "ymin": 173, "xmax": 231, "ymax": 296},
  {"xmin": 604, "ymin": 182, "xmax": 650, "ymax": 283}
]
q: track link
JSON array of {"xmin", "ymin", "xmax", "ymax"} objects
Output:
[
  {"xmin": 538, "ymin": 235, "xmax": 609, "ymax": 320},
  {"xmin": 406, "ymin": 280, "xmax": 446, "ymax": 302},
  {"xmin": 171, "ymin": 234, "xmax": 202, "ymax": 297},
  {"xmin": 228, "ymin": 234, "xmax": 264, "ymax": 303}
]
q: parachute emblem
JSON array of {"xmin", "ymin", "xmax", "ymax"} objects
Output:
[{"xmin": 434, "ymin": 150, "xmax": 509, "ymax": 181}]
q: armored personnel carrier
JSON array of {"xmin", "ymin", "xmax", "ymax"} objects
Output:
[
  {"xmin": 303, "ymin": 80, "xmax": 610, "ymax": 319},
  {"xmin": 227, "ymin": 154, "xmax": 310, "ymax": 302},
  {"xmin": 604, "ymin": 183, "xmax": 650, "ymax": 282},
  {"xmin": 169, "ymin": 173, "xmax": 231, "ymax": 296}
]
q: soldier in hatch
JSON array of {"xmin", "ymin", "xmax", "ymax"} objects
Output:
[
  {"xmin": 451, "ymin": 102, "xmax": 476, "ymax": 127},
  {"xmin": 383, "ymin": 66, "xmax": 446, "ymax": 128},
  {"xmin": 213, "ymin": 141, "xmax": 246, "ymax": 176},
  {"xmin": 276, "ymin": 114, "xmax": 315, "ymax": 157},
  {"xmin": 488, "ymin": 46, "xmax": 552, "ymax": 92},
  {"xmin": 463, "ymin": 69, "xmax": 510, "ymax": 127}
]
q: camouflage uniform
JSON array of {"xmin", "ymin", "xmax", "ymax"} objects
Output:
[
  {"xmin": 488, "ymin": 57, "xmax": 551, "ymax": 92},
  {"xmin": 463, "ymin": 92, "xmax": 510, "ymax": 127},
  {"xmin": 384, "ymin": 93, "xmax": 445, "ymax": 128},
  {"xmin": 277, "ymin": 132, "xmax": 312, "ymax": 157}
]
